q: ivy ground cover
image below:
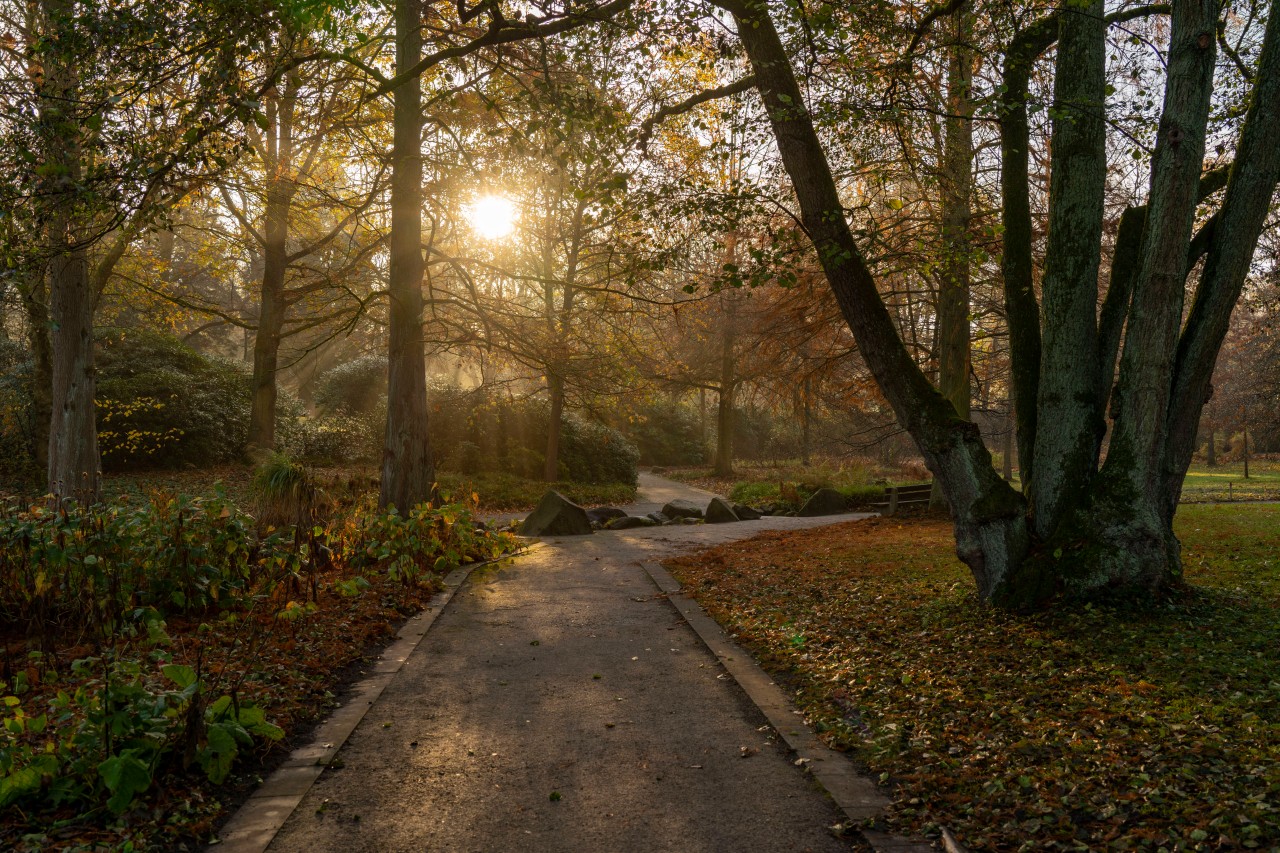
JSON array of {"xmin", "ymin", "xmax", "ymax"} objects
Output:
[{"xmin": 665, "ymin": 504, "xmax": 1280, "ymax": 851}]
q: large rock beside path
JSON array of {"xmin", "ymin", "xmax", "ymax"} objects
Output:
[
  {"xmin": 733, "ymin": 503, "xmax": 764, "ymax": 520},
  {"xmin": 705, "ymin": 497, "xmax": 740, "ymax": 524},
  {"xmin": 797, "ymin": 487, "xmax": 849, "ymax": 517},
  {"xmin": 662, "ymin": 499, "xmax": 705, "ymax": 519},
  {"xmin": 520, "ymin": 491, "xmax": 594, "ymax": 536}
]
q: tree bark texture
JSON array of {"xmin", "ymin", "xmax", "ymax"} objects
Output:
[
  {"xmin": 713, "ymin": 286, "xmax": 738, "ymax": 478},
  {"xmin": 380, "ymin": 0, "xmax": 436, "ymax": 511},
  {"xmin": 932, "ymin": 8, "xmax": 975, "ymax": 509},
  {"xmin": 39, "ymin": 0, "xmax": 100, "ymax": 503},
  {"xmin": 1027, "ymin": 0, "xmax": 1107, "ymax": 541},
  {"xmin": 1087, "ymin": 0, "xmax": 1221, "ymax": 589},
  {"xmin": 936, "ymin": 8, "xmax": 975, "ymax": 424},
  {"xmin": 544, "ymin": 371, "xmax": 565, "ymax": 482},
  {"xmin": 1162, "ymin": 1, "xmax": 1280, "ymax": 517}
]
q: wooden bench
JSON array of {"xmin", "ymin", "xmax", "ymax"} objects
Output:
[{"xmin": 872, "ymin": 482, "xmax": 934, "ymax": 515}]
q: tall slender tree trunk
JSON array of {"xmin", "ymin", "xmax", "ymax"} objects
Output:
[
  {"xmin": 1161, "ymin": 4, "xmax": 1280, "ymax": 518},
  {"xmin": 936, "ymin": 8, "xmax": 974, "ymax": 422},
  {"xmin": 800, "ymin": 375, "xmax": 811, "ymax": 466},
  {"xmin": 47, "ymin": 234, "xmax": 98, "ymax": 503},
  {"xmin": 380, "ymin": 0, "xmax": 435, "ymax": 511},
  {"xmin": 932, "ymin": 8, "xmax": 975, "ymax": 508},
  {"xmin": 20, "ymin": 281, "xmax": 53, "ymax": 475},
  {"xmin": 544, "ymin": 372, "xmax": 564, "ymax": 482},
  {"xmin": 247, "ymin": 81, "xmax": 298, "ymax": 454},
  {"xmin": 1026, "ymin": 0, "xmax": 1107, "ymax": 540},
  {"xmin": 1242, "ymin": 410, "xmax": 1250, "ymax": 479},
  {"xmin": 39, "ymin": 0, "xmax": 99, "ymax": 503},
  {"xmin": 713, "ymin": 290, "xmax": 737, "ymax": 478},
  {"xmin": 247, "ymin": 177, "xmax": 290, "ymax": 454}
]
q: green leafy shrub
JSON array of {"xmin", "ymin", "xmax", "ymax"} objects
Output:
[
  {"xmin": 328, "ymin": 494, "xmax": 516, "ymax": 586},
  {"xmin": 314, "ymin": 355, "xmax": 386, "ymax": 417},
  {"xmin": 94, "ymin": 328, "xmax": 255, "ymax": 470},
  {"xmin": 293, "ymin": 411, "xmax": 382, "ymax": 464},
  {"xmin": 0, "ymin": 491, "xmax": 302, "ymax": 646},
  {"xmin": 0, "ymin": 649, "xmax": 282, "ymax": 816}
]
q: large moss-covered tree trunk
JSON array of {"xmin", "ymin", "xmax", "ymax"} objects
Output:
[
  {"xmin": 718, "ymin": 0, "xmax": 1280, "ymax": 608},
  {"xmin": 379, "ymin": 0, "xmax": 435, "ymax": 511}
]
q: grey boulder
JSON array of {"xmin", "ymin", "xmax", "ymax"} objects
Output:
[
  {"xmin": 732, "ymin": 503, "xmax": 763, "ymax": 521},
  {"xmin": 662, "ymin": 499, "xmax": 704, "ymax": 519},
  {"xmin": 519, "ymin": 491, "xmax": 594, "ymax": 536},
  {"xmin": 705, "ymin": 497, "xmax": 741, "ymax": 523}
]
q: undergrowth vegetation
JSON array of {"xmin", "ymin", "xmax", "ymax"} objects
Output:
[
  {"xmin": 0, "ymin": 484, "xmax": 515, "ymax": 850},
  {"xmin": 666, "ymin": 505, "xmax": 1280, "ymax": 851}
]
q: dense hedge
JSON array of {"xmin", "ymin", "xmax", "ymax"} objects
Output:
[
  {"xmin": 0, "ymin": 329, "xmax": 303, "ymax": 476},
  {"xmin": 94, "ymin": 328, "xmax": 254, "ymax": 470}
]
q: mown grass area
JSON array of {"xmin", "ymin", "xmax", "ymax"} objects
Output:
[
  {"xmin": 1180, "ymin": 461, "xmax": 1280, "ymax": 503},
  {"xmin": 662, "ymin": 458, "xmax": 929, "ymax": 511},
  {"xmin": 666, "ymin": 504, "xmax": 1280, "ymax": 851}
]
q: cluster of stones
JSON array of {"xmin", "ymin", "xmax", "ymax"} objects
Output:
[{"xmin": 517, "ymin": 487, "xmax": 851, "ymax": 537}]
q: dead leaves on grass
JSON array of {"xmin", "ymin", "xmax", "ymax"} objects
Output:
[{"xmin": 666, "ymin": 512, "xmax": 1280, "ymax": 851}]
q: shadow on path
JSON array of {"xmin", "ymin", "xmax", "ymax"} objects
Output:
[{"xmin": 243, "ymin": 475, "xmax": 878, "ymax": 852}]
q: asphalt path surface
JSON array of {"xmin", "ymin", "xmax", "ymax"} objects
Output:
[{"xmin": 265, "ymin": 474, "xmax": 873, "ymax": 852}]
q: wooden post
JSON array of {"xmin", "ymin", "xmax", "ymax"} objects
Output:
[{"xmin": 888, "ymin": 487, "xmax": 899, "ymax": 516}]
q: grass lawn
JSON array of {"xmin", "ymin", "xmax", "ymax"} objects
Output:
[
  {"xmin": 666, "ymin": 458, "xmax": 1280, "ymax": 511},
  {"xmin": 1180, "ymin": 461, "xmax": 1280, "ymax": 503},
  {"xmin": 666, "ymin": 504, "xmax": 1280, "ymax": 851}
]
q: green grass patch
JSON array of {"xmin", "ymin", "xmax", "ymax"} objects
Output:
[
  {"xmin": 1180, "ymin": 461, "xmax": 1280, "ymax": 503},
  {"xmin": 666, "ymin": 504, "xmax": 1280, "ymax": 851}
]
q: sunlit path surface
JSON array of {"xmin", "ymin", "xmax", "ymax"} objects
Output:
[{"xmin": 263, "ymin": 476, "xmax": 872, "ymax": 852}]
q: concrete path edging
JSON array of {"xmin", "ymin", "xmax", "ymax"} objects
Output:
[
  {"xmin": 641, "ymin": 559, "xmax": 936, "ymax": 853},
  {"xmin": 212, "ymin": 544, "xmax": 544, "ymax": 852}
]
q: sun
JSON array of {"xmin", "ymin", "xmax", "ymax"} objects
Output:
[{"xmin": 464, "ymin": 194, "xmax": 518, "ymax": 240}]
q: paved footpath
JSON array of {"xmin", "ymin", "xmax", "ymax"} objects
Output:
[{"xmin": 237, "ymin": 475, "xmax": 884, "ymax": 852}]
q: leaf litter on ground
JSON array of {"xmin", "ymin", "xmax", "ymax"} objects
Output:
[{"xmin": 664, "ymin": 504, "xmax": 1280, "ymax": 852}]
